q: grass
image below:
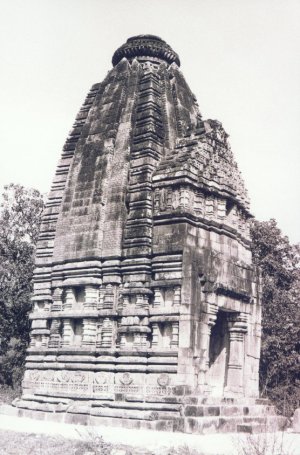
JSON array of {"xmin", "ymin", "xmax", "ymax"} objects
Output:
[
  {"xmin": 0, "ymin": 430, "xmax": 94, "ymax": 455},
  {"xmin": 0, "ymin": 385, "xmax": 20, "ymax": 404},
  {"xmin": 0, "ymin": 429, "xmax": 210, "ymax": 455},
  {"xmin": 0, "ymin": 429, "xmax": 158, "ymax": 455}
]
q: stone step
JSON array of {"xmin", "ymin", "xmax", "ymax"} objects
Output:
[
  {"xmin": 15, "ymin": 406, "xmax": 184, "ymax": 433},
  {"xmin": 16, "ymin": 395, "xmax": 278, "ymax": 423},
  {"xmin": 17, "ymin": 395, "xmax": 182, "ymax": 413},
  {"xmin": 145, "ymin": 395, "xmax": 183, "ymax": 404},
  {"xmin": 90, "ymin": 406, "xmax": 179, "ymax": 421},
  {"xmin": 184, "ymin": 415, "xmax": 288, "ymax": 435},
  {"xmin": 15, "ymin": 399, "xmax": 181, "ymax": 421},
  {"xmin": 183, "ymin": 404, "xmax": 277, "ymax": 418},
  {"xmin": 91, "ymin": 400, "xmax": 181, "ymax": 412},
  {"xmin": 184, "ymin": 416, "xmax": 241, "ymax": 434},
  {"xmin": 237, "ymin": 415, "xmax": 287, "ymax": 433},
  {"xmin": 13, "ymin": 399, "xmax": 59, "ymax": 413},
  {"xmin": 237, "ymin": 423, "xmax": 262, "ymax": 434},
  {"xmin": 184, "ymin": 405, "xmax": 221, "ymax": 417},
  {"xmin": 243, "ymin": 405, "xmax": 277, "ymax": 416},
  {"xmin": 183, "ymin": 396, "xmax": 261, "ymax": 406},
  {"xmin": 22, "ymin": 394, "xmax": 71, "ymax": 405},
  {"xmin": 85, "ymin": 414, "xmax": 185, "ymax": 433},
  {"xmin": 11, "ymin": 403, "xmax": 288, "ymax": 435},
  {"xmin": 255, "ymin": 398, "xmax": 271, "ymax": 405}
]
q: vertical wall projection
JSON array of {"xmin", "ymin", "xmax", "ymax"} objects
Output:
[{"xmin": 15, "ymin": 35, "xmax": 264, "ymax": 433}]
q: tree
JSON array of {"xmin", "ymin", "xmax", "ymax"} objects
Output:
[
  {"xmin": 0, "ymin": 184, "xmax": 44, "ymax": 387},
  {"xmin": 250, "ymin": 218, "xmax": 300, "ymax": 417}
]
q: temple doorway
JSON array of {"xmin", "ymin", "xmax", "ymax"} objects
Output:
[{"xmin": 207, "ymin": 310, "xmax": 230, "ymax": 396}]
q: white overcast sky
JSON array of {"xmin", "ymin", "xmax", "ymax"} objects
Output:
[{"xmin": 1, "ymin": 0, "xmax": 299, "ymax": 243}]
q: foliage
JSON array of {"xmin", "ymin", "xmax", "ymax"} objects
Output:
[
  {"xmin": 167, "ymin": 446, "xmax": 208, "ymax": 455},
  {"xmin": 250, "ymin": 218, "xmax": 300, "ymax": 417},
  {"xmin": 236, "ymin": 426, "xmax": 293, "ymax": 455},
  {"xmin": 0, "ymin": 184, "xmax": 44, "ymax": 387},
  {"xmin": 74, "ymin": 429, "xmax": 113, "ymax": 455},
  {"xmin": 0, "ymin": 384, "xmax": 20, "ymax": 404},
  {"xmin": 0, "ymin": 427, "xmax": 210, "ymax": 455},
  {"xmin": 0, "ymin": 430, "xmax": 114, "ymax": 455}
]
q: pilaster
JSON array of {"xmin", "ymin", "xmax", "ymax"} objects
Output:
[
  {"xmin": 101, "ymin": 318, "xmax": 113, "ymax": 348},
  {"xmin": 48, "ymin": 319, "xmax": 62, "ymax": 348},
  {"xmin": 84, "ymin": 285, "xmax": 98, "ymax": 310},
  {"xmin": 225, "ymin": 312, "xmax": 248, "ymax": 397},
  {"xmin": 52, "ymin": 288, "xmax": 63, "ymax": 312},
  {"xmin": 170, "ymin": 321, "xmax": 179, "ymax": 348},
  {"xmin": 153, "ymin": 288, "xmax": 162, "ymax": 307},
  {"xmin": 151, "ymin": 323, "xmax": 159, "ymax": 348},
  {"xmin": 62, "ymin": 318, "xmax": 73, "ymax": 347},
  {"xmin": 82, "ymin": 318, "xmax": 97, "ymax": 346},
  {"xmin": 64, "ymin": 288, "xmax": 75, "ymax": 310},
  {"xmin": 197, "ymin": 302, "xmax": 218, "ymax": 388}
]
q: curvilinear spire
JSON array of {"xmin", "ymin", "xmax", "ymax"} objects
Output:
[{"xmin": 14, "ymin": 35, "xmax": 276, "ymax": 434}]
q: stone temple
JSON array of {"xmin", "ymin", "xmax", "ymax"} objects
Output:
[{"xmin": 14, "ymin": 35, "xmax": 280, "ymax": 433}]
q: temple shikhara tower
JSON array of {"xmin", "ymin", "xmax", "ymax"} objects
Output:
[{"xmin": 15, "ymin": 35, "xmax": 274, "ymax": 433}]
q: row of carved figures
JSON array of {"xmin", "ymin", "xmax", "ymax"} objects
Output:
[
  {"xmin": 154, "ymin": 186, "xmax": 250, "ymax": 236},
  {"xmin": 30, "ymin": 317, "xmax": 180, "ymax": 351},
  {"xmin": 33, "ymin": 285, "xmax": 182, "ymax": 313}
]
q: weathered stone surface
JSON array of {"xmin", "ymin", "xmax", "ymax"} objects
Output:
[{"xmin": 16, "ymin": 34, "xmax": 273, "ymax": 433}]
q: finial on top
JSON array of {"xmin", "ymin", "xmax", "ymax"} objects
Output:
[{"xmin": 112, "ymin": 35, "xmax": 180, "ymax": 67}]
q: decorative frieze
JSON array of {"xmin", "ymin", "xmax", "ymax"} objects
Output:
[{"xmin": 153, "ymin": 183, "xmax": 250, "ymax": 242}]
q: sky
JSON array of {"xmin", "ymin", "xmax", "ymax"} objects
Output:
[{"xmin": 0, "ymin": 0, "xmax": 299, "ymax": 243}]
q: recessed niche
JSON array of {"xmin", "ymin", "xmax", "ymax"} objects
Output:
[
  {"xmin": 152, "ymin": 322, "xmax": 173, "ymax": 349},
  {"xmin": 226, "ymin": 199, "xmax": 234, "ymax": 216},
  {"xmin": 164, "ymin": 289, "xmax": 174, "ymax": 306},
  {"xmin": 72, "ymin": 319, "xmax": 83, "ymax": 346},
  {"xmin": 74, "ymin": 287, "xmax": 85, "ymax": 309},
  {"xmin": 120, "ymin": 333, "xmax": 134, "ymax": 349},
  {"xmin": 35, "ymin": 335, "xmax": 42, "ymax": 348},
  {"xmin": 208, "ymin": 311, "xmax": 230, "ymax": 396}
]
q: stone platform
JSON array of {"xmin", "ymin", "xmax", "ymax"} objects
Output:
[
  {"xmin": 13, "ymin": 395, "xmax": 287, "ymax": 435},
  {"xmin": 0, "ymin": 411, "xmax": 299, "ymax": 455}
]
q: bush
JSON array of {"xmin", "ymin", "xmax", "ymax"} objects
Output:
[
  {"xmin": 250, "ymin": 219, "xmax": 300, "ymax": 417},
  {"xmin": 0, "ymin": 184, "xmax": 44, "ymax": 388}
]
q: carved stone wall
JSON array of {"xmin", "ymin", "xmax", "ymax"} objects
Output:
[{"xmin": 17, "ymin": 35, "xmax": 263, "ymax": 432}]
